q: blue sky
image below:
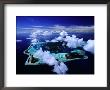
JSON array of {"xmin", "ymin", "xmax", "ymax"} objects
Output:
[
  {"xmin": 16, "ymin": 16, "xmax": 94, "ymax": 28},
  {"xmin": 16, "ymin": 16, "xmax": 94, "ymax": 34}
]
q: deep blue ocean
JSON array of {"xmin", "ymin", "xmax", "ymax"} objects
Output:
[{"xmin": 16, "ymin": 32, "xmax": 94, "ymax": 74}]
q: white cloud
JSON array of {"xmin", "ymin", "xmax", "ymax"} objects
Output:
[
  {"xmin": 64, "ymin": 35, "xmax": 85, "ymax": 48},
  {"xmin": 17, "ymin": 25, "xmax": 94, "ymax": 35},
  {"xmin": 30, "ymin": 30, "xmax": 42, "ymax": 37},
  {"xmin": 78, "ymin": 38, "xmax": 85, "ymax": 47},
  {"xmin": 53, "ymin": 62, "xmax": 68, "ymax": 74},
  {"xmin": 64, "ymin": 35, "xmax": 79, "ymax": 48},
  {"xmin": 42, "ymin": 31, "xmax": 52, "ymax": 36},
  {"xmin": 45, "ymin": 40, "xmax": 50, "ymax": 42},
  {"xmin": 50, "ymin": 31, "xmax": 85, "ymax": 49},
  {"xmin": 31, "ymin": 38, "xmax": 38, "ymax": 45},
  {"xmin": 42, "ymin": 51, "xmax": 58, "ymax": 66},
  {"xmin": 29, "ymin": 30, "xmax": 42, "ymax": 44},
  {"xmin": 50, "ymin": 31, "xmax": 68, "ymax": 42},
  {"xmin": 26, "ymin": 38, "xmax": 31, "ymax": 40},
  {"xmin": 16, "ymin": 40, "xmax": 22, "ymax": 42},
  {"xmin": 49, "ymin": 25, "xmax": 94, "ymax": 33},
  {"xmin": 60, "ymin": 30, "xmax": 68, "ymax": 37},
  {"xmin": 51, "ymin": 36, "xmax": 64, "ymax": 42},
  {"xmin": 33, "ymin": 48, "xmax": 68, "ymax": 74},
  {"xmin": 50, "ymin": 25, "xmax": 66, "ymax": 30},
  {"xmin": 65, "ymin": 25, "xmax": 94, "ymax": 32},
  {"xmin": 56, "ymin": 36, "xmax": 63, "ymax": 41},
  {"xmin": 51, "ymin": 39, "xmax": 58, "ymax": 42},
  {"xmin": 33, "ymin": 48, "xmax": 44, "ymax": 59},
  {"xmin": 33, "ymin": 48, "xmax": 57, "ymax": 66},
  {"xmin": 83, "ymin": 40, "xmax": 94, "ymax": 54}
]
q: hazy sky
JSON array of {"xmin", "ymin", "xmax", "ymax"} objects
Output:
[{"xmin": 16, "ymin": 16, "xmax": 94, "ymax": 34}]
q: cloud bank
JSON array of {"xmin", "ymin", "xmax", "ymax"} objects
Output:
[
  {"xmin": 17, "ymin": 25, "xmax": 94, "ymax": 35},
  {"xmin": 30, "ymin": 29, "xmax": 94, "ymax": 54}
]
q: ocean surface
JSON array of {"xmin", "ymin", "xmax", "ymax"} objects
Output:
[{"xmin": 16, "ymin": 32, "xmax": 94, "ymax": 74}]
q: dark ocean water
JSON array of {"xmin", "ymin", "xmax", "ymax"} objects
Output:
[{"xmin": 16, "ymin": 32, "xmax": 94, "ymax": 74}]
